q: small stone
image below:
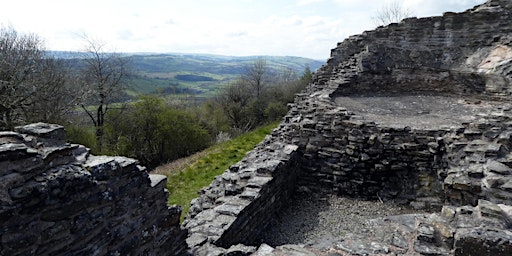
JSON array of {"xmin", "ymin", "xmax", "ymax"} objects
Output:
[
  {"xmin": 487, "ymin": 160, "xmax": 512, "ymax": 175},
  {"xmin": 477, "ymin": 199, "xmax": 504, "ymax": 220},
  {"xmin": 254, "ymin": 244, "xmax": 274, "ymax": 256},
  {"xmin": 214, "ymin": 204, "xmax": 244, "ymax": 216},
  {"xmin": 441, "ymin": 206, "xmax": 456, "ymax": 219},
  {"xmin": 148, "ymin": 174, "xmax": 167, "ymax": 188}
]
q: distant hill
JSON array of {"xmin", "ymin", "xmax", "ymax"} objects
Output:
[{"xmin": 51, "ymin": 51, "xmax": 324, "ymax": 98}]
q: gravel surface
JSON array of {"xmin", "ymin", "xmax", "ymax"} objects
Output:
[
  {"xmin": 260, "ymin": 193, "xmax": 427, "ymax": 247},
  {"xmin": 335, "ymin": 95, "xmax": 507, "ymax": 129}
]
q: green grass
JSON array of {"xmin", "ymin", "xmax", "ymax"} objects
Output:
[{"xmin": 157, "ymin": 122, "xmax": 278, "ymax": 221}]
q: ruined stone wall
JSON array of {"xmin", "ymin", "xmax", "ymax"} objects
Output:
[
  {"xmin": 285, "ymin": 84, "xmax": 512, "ymax": 209},
  {"xmin": 3, "ymin": 1, "xmax": 512, "ymax": 255},
  {"xmin": 184, "ymin": 1, "xmax": 512, "ymax": 254},
  {"xmin": 183, "ymin": 140, "xmax": 300, "ymax": 255},
  {"xmin": 280, "ymin": 0, "xmax": 512, "ymax": 209},
  {"xmin": 291, "ymin": 99, "xmax": 448, "ymax": 207},
  {"xmin": 318, "ymin": 0, "xmax": 512, "ymax": 98},
  {"xmin": 0, "ymin": 123, "xmax": 187, "ymax": 255}
]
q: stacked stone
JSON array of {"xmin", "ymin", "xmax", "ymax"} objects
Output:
[
  {"xmin": 316, "ymin": 0, "xmax": 512, "ymax": 101},
  {"xmin": 286, "ymin": 96, "xmax": 450, "ymax": 209},
  {"xmin": 420, "ymin": 199, "xmax": 512, "ymax": 255},
  {"xmin": 183, "ymin": 0, "xmax": 512, "ymax": 254},
  {"xmin": 183, "ymin": 139, "xmax": 300, "ymax": 254},
  {"xmin": 0, "ymin": 123, "xmax": 186, "ymax": 255},
  {"xmin": 443, "ymin": 105, "xmax": 512, "ymax": 206}
]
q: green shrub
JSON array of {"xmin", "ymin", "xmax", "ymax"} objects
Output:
[
  {"xmin": 264, "ymin": 101, "xmax": 288, "ymax": 121},
  {"xmin": 65, "ymin": 124, "xmax": 98, "ymax": 153},
  {"xmin": 105, "ymin": 96, "xmax": 212, "ymax": 169}
]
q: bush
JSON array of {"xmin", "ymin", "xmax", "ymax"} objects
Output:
[
  {"xmin": 105, "ymin": 96, "xmax": 212, "ymax": 169},
  {"xmin": 264, "ymin": 101, "xmax": 288, "ymax": 121},
  {"xmin": 65, "ymin": 124, "xmax": 98, "ymax": 153}
]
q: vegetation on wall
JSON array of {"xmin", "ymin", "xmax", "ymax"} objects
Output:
[{"xmin": 154, "ymin": 122, "xmax": 278, "ymax": 221}]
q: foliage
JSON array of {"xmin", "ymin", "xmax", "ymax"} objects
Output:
[
  {"xmin": 191, "ymin": 100, "xmax": 231, "ymax": 139},
  {"xmin": 264, "ymin": 101, "xmax": 288, "ymax": 121},
  {"xmin": 216, "ymin": 63, "xmax": 312, "ymax": 131},
  {"xmin": 161, "ymin": 122, "xmax": 278, "ymax": 221},
  {"xmin": 104, "ymin": 96, "xmax": 212, "ymax": 169},
  {"xmin": 301, "ymin": 65, "xmax": 313, "ymax": 84},
  {"xmin": 65, "ymin": 125, "xmax": 98, "ymax": 152}
]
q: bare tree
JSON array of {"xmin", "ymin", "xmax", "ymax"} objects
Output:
[
  {"xmin": 242, "ymin": 57, "xmax": 269, "ymax": 98},
  {"xmin": 373, "ymin": 0, "xmax": 413, "ymax": 27},
  {"xmin": 23, "ymin": 58, "xmax": 81, "ymax": 124},
  {"xmin": 0, "ymin": 26, "xmax": 76, "ymax": 130},
  {"xmin": 78, "ymin": 35, "xmax": 130, "ymax": 152}
]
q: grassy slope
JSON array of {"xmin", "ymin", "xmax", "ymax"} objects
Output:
[{"xmin": 153, "ymin": 123, "xmax": 278, "ymax": 221}]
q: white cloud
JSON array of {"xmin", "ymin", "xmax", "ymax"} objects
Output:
[
  {"xmin": 298, "ymin": 0, "xmax": 325, "ymax": 6},
  {"xmin": 0, "ymin": 0, "xmax": 487, "ymax": 59}
]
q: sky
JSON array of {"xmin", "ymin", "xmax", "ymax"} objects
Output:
[{"xmin": 0, "ymin": 0, "xmax": 484, "ymax": 60}]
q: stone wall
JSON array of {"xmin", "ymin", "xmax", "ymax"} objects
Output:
[
  {"xmin": 184, "ymin": 0, "xmax": 512, "ymax": 254},
  {"xmin": 3, "ymin": 1, "xmax": 512, "ymax": 255},
  {"xmin": 319, "ymin": 0, "xmax": 512, "ymax": 99},
  {"xmin": 0, "ymin": 123, "xmax": 187, "ymax": 255},
  {"xmin": 183, "ymin": 139, "xmax": 300, "ymax": 255}
]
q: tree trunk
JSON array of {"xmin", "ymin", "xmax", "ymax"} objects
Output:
[{"xmin": 96, "ymin": 104, "xmax": 105, "ymax": 152}]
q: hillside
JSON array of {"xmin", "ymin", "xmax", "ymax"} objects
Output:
[
  {"xmin": 52, "ymin": 51, "xmax": 324, "ymax": 97},
  {"xmin": 128, "ymin": 53, "xmax": 323, "ymax": 97}
]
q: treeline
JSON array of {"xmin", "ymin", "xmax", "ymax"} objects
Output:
[
  {"xmin": 69, "ymin": 60, "xmax": 312, "ymax": 169},
  {"xmin": 0, "ymin": 26, "xmax": 312, "ymax": 169}
]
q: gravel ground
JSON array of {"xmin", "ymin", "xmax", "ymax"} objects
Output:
[
  {"xmin": 260, "ymin": 193, "xmax": 427, "ymax": 247},
  {"xmin": 335, "ymin": 95, "xmax": 507, "ymax": 129}
]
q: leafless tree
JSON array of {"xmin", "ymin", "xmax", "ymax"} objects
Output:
[
  {"xmin": 0, "ymin": 26, "xmax": 76, "ymax": 130},
  {"xmin": 78, "ymin": 35, "xmax": 130, "ymax": 152},
  {"xmin": 373, "ymin": 0, "xmax": 413, "ymax": 27},
  {"xmin": 242, "ymin": 57, "xmax": 269, "ymax": 98},
  {"xmin": 22, "ymin": 58, "xmax": 81, "ymax": 124}
]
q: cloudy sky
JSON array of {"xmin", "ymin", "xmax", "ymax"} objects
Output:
[{"xmin": 1, "ymin": 0, "xmax": 484, "ymax": 60}]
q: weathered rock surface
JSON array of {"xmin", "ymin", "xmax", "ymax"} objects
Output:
[
  {"xmin": 3, "ymin": 1, "xmax": 512, "ymax": 255},
  {"xmin": 0, "ymin": 123, "xmax": 187, "ymax": 255},
  {"xmin": 184, "ymin": 0, "xmax": 512, "ymax": 255}
]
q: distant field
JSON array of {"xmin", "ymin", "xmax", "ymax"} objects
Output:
[
  {"xmin": 124, "ymin": 53, "xmax": 323, "ymax": 97},
  {"xmin": 53, "ymin": 51, "xmax": 324, "ymax": 98}
]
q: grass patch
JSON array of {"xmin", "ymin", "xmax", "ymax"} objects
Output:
[{"xmin": 153, "ymin": 122, "xmax": 278, "ymax": 221}]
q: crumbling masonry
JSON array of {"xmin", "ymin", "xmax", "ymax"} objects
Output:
[{"xmin": 2, "ymin": 0, "xmax": 512, "ymax": 255}]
